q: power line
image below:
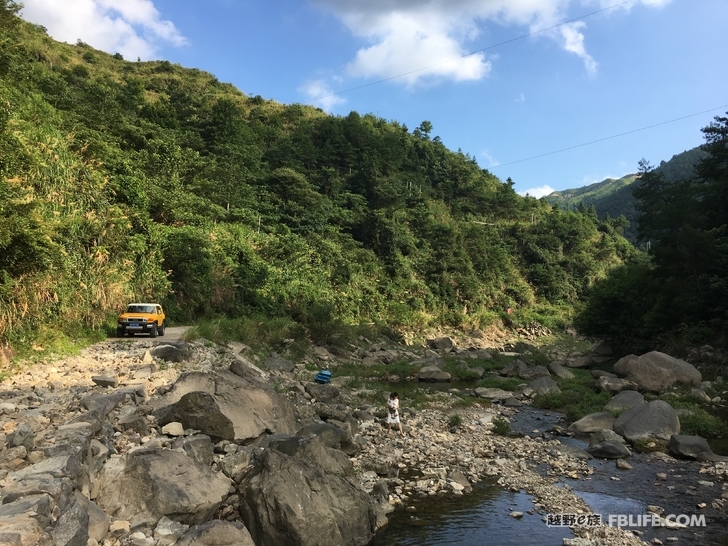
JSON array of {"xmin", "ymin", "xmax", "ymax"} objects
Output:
[
  {"xmin": 304, "ymin": 0, "xmax": 637, "ymax": 105},
  {"xmin": 492, "ymin": 104, "xmax": 728, "ymax": 168}
]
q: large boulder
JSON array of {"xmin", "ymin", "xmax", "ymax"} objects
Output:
[
  {"xmin": 95, "ymin": 448, "xmax": 231, "ymax": 528},
  {"xmin": 523, "ymin": 376, "xmax": 561, "ymax": 398},
  {"xmin": 239, "ymin": 446, "xmax": 384, "ymax": 546},
  {"xmin": 548, "ymin": 362, "xmax": 574, "ymax": 380},
  {"xmin": 305, "ymin": 383, "xmax": 341, "ymax": 403},
  {"xmin": 586, "ymin": 441, "xmax": 632, "ymax": 459},
  {"xmin": 417, "ymin": 366, "xmax": 451, "ymax": 382},
  {"xmin": 613, "ymin": 400, "xmax": 680, "ymax": 443},
  {"xmin": 668, "ymin": 435, "xmax": 715, "ymax": 460},
  {"xmin": 153, "ymin": 370, "xmax": 297, "ymax": 442},
  {"xmin": 603, "ymin": 390, "xmax": 645, "ymax": 413},
  {"xmin": 568, "ymin": 412, "xmax": 614, "ymax": 434},
  {"xmin": 613, "ymin": 352, "xmax": 702, "ymax": 392},
  {"xmin": 473, "ymin": 388, "xmax": 512, "ymax": 401},
  {"xmin": 157, "ymin": 391, "xmax": 234, "ymax": 441},
  {"xmin": 296, "ymin": 422, "xmax": 360, "ymax": 456}
]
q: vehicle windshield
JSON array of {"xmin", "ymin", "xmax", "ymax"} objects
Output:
[{"xmin": 127, "ymin": 305, "xmax": 155, "ymax": 314}]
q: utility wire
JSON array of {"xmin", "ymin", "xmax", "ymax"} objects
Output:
[
  {"xmin": 492, "ymin": 104, "xmax": 728, "ymax": 168},
  {"xmin": 304, "ymin": 0, "xmax": 637, "ymax": 105}
]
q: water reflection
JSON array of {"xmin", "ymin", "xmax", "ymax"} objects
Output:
[{"xmin": 375, "ymin": 481, "xmax": 572, "ymax": 546}]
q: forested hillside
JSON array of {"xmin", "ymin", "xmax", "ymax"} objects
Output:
[
  {"xmin": 0, "ymin": 2, "xmax": 634, "ymax": 350},
  {"xmin": 546, "ymin": 148, "xmax": 707, "ymax": 242},
  {"xmin": 577, "ymin": 117, "xmax": 728, "ymax": 352}
]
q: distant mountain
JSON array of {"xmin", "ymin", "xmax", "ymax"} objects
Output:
[{"xmin": 545, "ymin": 147, "xmax": 708, "ymax": 242}]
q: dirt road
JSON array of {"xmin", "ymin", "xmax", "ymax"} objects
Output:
[{"xmin": 111, "ymin": 325, "xmax": 191, "ymax": 343}]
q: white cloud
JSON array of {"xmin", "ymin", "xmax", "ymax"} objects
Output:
[
  {"xmin": 515, "ymin": 93, "xmax": 525, "ymax": 102},
  {"xmin": 480, "ymin": 149, "xmax": 500, "ymax": 167},
  {"xmin": 300, "ymin": 79, "xmax": 347, "ymax": 112},
  {"xmin": 20, "ymin": 0, "xmax": 186, "ymax": 60},
  {"xmin": 518, "ymin": 185, "xmax": 555, "ymax": 198},
  {"xmin": 311, "ymin": 0, "xmax": 672, "ymax": 85}
]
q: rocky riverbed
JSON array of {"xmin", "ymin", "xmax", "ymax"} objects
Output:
[{"xmin": 0, "ymin": 332, "xmax": 726, "ymax": 546}]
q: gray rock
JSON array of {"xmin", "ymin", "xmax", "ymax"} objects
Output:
[
  {"xmin": 586, "ymin": 440, "xmax": 632, "ymax": 459},
  {"xmin": 691, "ymin": 388, "xmax": 712, "ymax": 402},
  {"xmin": 614, "ymin": 351, "xmax": 702, "ymax": 392},
  {"xmin": 590, "ymin": 370, "xmax": 617, "ymax": 379},
  {"xmin": 91, "ymin": 376, "xmax": 118, "ymax": 388},
  {"xmin": 589, "ymin": 429, "xmax": 626, "ymax": 446},
  {"xmin": 175, "ymin": 520, "xmax": 254, "ymax": 546},
  {"xmin": 150, "ymin": 343, "xmax": 191, "ymax": 363},
  {"xmin": 565, "ymin": 355, "xmax": 591, "ymax": 368},
  {"xmin": 264, "ymin": 355, "xmax": 296, "ymax": 373},
  {"xmin": 239, "ymin": 448, "xmax": 383, "ymax": 546},
  {"xmin": 501, "ymin": 360, "xmax": 529, "ymax": 378},
  {"xmin": 519, "ymin": 365, "xmax": 551, "ymax": 381},
  {"xmin": 548, "ymin": 444, "xmax": 593, "ymax": 460},
  {"xmin": 568, "ymin": 412, "xmax": 615, "ymax": 434},
  {"xmin": 473, "ymin": 388, "xmax": 512, "ymax": 401},
  {"xmin": 296, "ymin": 422, "xmax": 359, "ymax": 456},
  {"xmin": 7, "ymin": 423, "xmax": 35, "ymax": 451},
  {"xmin": 174, "ymin": 434, "xmax": 215, "ymax": 467},
  {"xmin": 305, "ymin": 383, "xmax": 340, "ymax": 403},
  {"xmin": 525, "ymin": 376, "xmax": 561, "ymax": 397},
  {"xmin": 154, "ymin": 370, "xmax": 297, "ymax": 443},
  {"xmin": 157, "ymin": 391, "xmax": 235, "ymax": 441},
  {"xmin": 95, "ymin": 448, "xmax": 231, "ymax": 528},
  {"xmin": 593, "ymin": 376, "xmax": 638, "ymax": 394},
  {"xmin": 613, "ymin": 400, "xmax": 680, "ymax": 443},
  {"xmin": 49, "ymin": 499, "xmax": 89, "ymax": 546},
  {"xmin": 417, "ymin": 365, "xmax": 451, "ymax": 382},
  {"xmin": 219, "ymin": 450, "xmax": 251, "ymax": 481},
  {"xmin": 548, "ymin": 362, "xmax": 574, "ymax": 380},
  {"xmin": 427, "ymin": 337, "xmax": 456, "ymax": 350},
  {"xmin": 668, "ymin": 435, "xmax": 714, "ymax": 460},
  {"xmin": 0, "ymin": 494, "xmax": 53, "ymax": 528},
  {"xmin": 603, "ymin": 390, "xmax": 645, "ymax": 413}
]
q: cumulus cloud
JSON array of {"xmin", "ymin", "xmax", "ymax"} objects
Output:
[
  {"xmin": 310, "ymin": 0, "xmax": 672, "ymax": 85},
  {"xmin": 518, "ymin": 185, "xmax": 555, "ymax": 198},
  {"xmin": 299, "ymin": 79, "xmax": 347, "ymax": 112},
  {"xmin": 20, "ymin": 0, "xmax": 186, "ymax": 60}
]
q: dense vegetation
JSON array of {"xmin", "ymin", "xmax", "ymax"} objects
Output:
[
  {"xmin": 576, "ymin": 116, "xmax": 728, "ymax": 353},
  {"xmin": 0, "ymin": 2, "xmax": 635, "ymax": 351}
]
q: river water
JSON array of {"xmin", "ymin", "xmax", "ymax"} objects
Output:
[{"xmin": 374, "ymin": 402, "xmax": 728, "ymax": 546}]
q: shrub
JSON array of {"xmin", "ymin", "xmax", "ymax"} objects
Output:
[
  {"xmin": 448, "ymin": 413, "xmax": 463, "ymax": 428},
  {"xmin": 492, "ymin": 417, "xmax": 510, "ymax": 436}
]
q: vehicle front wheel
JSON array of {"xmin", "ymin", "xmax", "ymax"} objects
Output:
[
  {"xmin": 150, "ymin": 323, "xmax": 158, "ymax": 338},
  {"xmin": 158, "ymin": 321, "xmax": 166, "ymax": 336}
]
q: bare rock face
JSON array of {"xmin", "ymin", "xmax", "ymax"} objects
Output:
[
  {"xmin": 239, "ymin": 442, "xmax": 383, "ymax": 546},
  {"xmin": 613, "ymin": 351, "xmax": 702, "ymax": 392},
  {"xmin": 95, "ymin": 448, "xmax": 231, "ymax": 528},
  {"xmin": 153, "ymin": 369, "xmax": 297, "ymax": 442}
]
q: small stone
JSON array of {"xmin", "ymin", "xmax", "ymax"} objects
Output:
[
  {"xmin": 509, "ymin": 511, "xmax": 524, "ymax": 519},
  {"xmin": 616, "ymin": 459, "xmax": 633, "ymax": 470},
  {"xmin": 109, "ymin": 520, "xmax": 130, "ymax": 536},
  {"xmin": 610, "ymin": 476, "xmax": 621, "ymax": 481},
  {"xmin": 656, "ymin": 473, "xmax": 668, "ymax": 481},
  {"xmin": 161, "ymin": 422, "xmax": 185, "ymax": 437},
  {"xmin": 91, "ymin": 375, "xmax": 118, "ymax": 388},
  {"xmin": 697, "ymin": 502, "xmax": 707, "ymax": 509}
]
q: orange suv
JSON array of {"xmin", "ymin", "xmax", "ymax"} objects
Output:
[{"xmin": 117, "ymin": 303, "xmax": 166, "ymax": 338}]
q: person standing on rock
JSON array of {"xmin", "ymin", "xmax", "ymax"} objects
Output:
[{"xmin": 387, "ymin": 392, "xmax": 404, "ymax": 436}]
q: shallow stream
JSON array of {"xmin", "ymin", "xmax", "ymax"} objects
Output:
[{"xmin": 374, "ymin": 396, "xmax": 728, "ymax": 546}]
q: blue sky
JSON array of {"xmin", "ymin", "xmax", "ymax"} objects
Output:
[{"xmin": 21, "ymin": 0, "xmax": 728, "ymax": 197}]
